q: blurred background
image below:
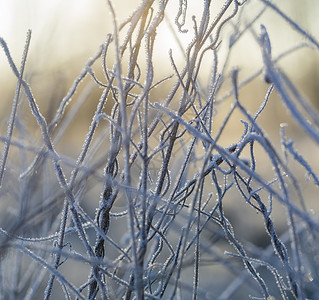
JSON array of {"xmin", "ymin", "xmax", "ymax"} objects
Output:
[{"xmin": 1, "ymin": 0, "xmax": 319, "ymax": 139}]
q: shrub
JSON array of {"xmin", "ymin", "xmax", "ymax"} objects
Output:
[{"xmin": 1, "ymin": 1, "xmax": 319, "ymax": 299}]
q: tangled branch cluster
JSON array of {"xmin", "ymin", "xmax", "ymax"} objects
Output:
[{"xmin": 0, "ymin": 1, "xmax": 319, "ymax": 299}]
